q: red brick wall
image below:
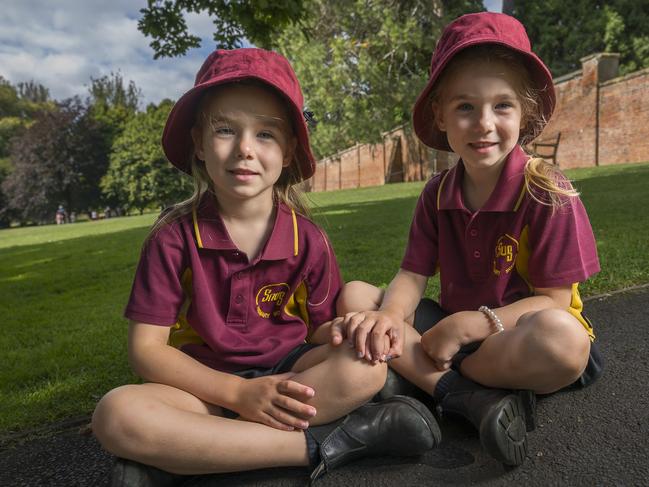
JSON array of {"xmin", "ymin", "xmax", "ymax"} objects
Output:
[
  {"xmin": 542, "ymin": 70, "xmax": 598, "ymax": 169},
  {"xmin": 599, "ymin": 68, "xmax": 649, "ymax": 165},
  {"xmin": 308, "ymin": 52, "xmax": 649, "ymax": 191}
]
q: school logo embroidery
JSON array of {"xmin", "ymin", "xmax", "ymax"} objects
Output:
[
  {"xmin": 255, "ymin": 283, "xmax": 290, "ymax": 319},
  {"xmin": 493, "ymin": 234, "xmax": 518, "ymax": 276}
]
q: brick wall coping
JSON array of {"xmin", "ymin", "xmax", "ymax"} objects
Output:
[
  {"xmin": 553, "ymin": 69, "xmax": 582, "ymax": 85},
  {"xmin": 600, "ymin": 66, "xmax": 649, "ymax": 87}
]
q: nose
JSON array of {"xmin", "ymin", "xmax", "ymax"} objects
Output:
[
  {"xmin": 476, "ymin": 107, "xmax": 495, "ymax": 132},
  {"xmin": 237, "ymin": 132, "xmax": 254, "ymax": 159}
]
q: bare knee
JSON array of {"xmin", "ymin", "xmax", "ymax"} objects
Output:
[
  {"xmin": 92, "ymin": 385, "xmax": 155, "ymax": 458},
  {"xmin": 527, "ymin": 309, "xmax": 590, "ymax": 384},
  {"xmin": 336, "ymin": 280, "xmax": 383, "ymax": 315},
  {"xmin": 327, "ymin": 344, "xmax": 387, "ymax": 399}
]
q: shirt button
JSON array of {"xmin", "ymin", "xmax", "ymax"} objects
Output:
[
  {"xmin": 235, "ymin": 294, "xmax": 244, "ymax": 304},
  {"xmin": 470, "ymin": 229, "xmax": 478, "ymax": 237},
  {"xmin": 473, "ymin": 250, "xmax": 481, "ymax": 258}
]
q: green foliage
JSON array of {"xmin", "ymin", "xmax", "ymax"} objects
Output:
[
  {"xmin": 87, "ymin": 73, "xmax": 141, "ymax": 165},
  {"xmin": 138, "ymin": 0, "xmax": 307, "ymax": 58},
  {"xmin": 512, "ymin": 0, "xmax": 649, "ymax": 77},
  {"xmin": 279, "ymin": 0, "xmax": 483, "ymax": 158},
  {"xmin": 0, "ymin": 77, "xmax": 53, "ymax": 226},
  {"xmin": 101, "ymin": 100, "xmax": 193, "ymax": 213},
  {"xmin": 2, "ymin": 98, "xmax": 108, "ymax": 223}
]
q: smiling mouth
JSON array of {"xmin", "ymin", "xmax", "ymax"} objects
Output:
[
  {"xmin": 469, "ymin": 142, "xmax": 497, "ymax": 148},
  {"xmin": 230, "ymin": 168, "xmax": 258, "ymax": 176}
]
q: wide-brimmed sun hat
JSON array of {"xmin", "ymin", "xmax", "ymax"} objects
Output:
[
  {"xmin": 412, "ymin": 12, "xmax": 556, "ymax": 151},
  {"xmin": 162, "ymin": 48, "xmax": 316, "ymax": 180}
]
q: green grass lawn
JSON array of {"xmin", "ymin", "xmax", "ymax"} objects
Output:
[{"xmin": 2, "ymin": 162, "xmax": 649, "ymax": 434}]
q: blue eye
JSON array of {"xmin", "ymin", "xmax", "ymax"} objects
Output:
[
  {"xmin": 213, "ymin": 125, "xmax": 234, "ymax": 136},
  {"xmin": 456, "ymin": 103, "xmax": 473, "ymax": 112},
  {"xmin": 258, "ymin": 131, "xmax": 275, "ymax": 140},
  {"xmin": 495, "ymin": 102, "xmax": 513, "ymax": 110}
]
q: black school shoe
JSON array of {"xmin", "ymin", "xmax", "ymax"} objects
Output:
[
  {"xmin": 437, "ymin": 375, "xmax": 536, "ymax": 466},
  {"xmin": 110, "ymin": 457, "xmax": 186, "ymax": 487},
  {"xmin": 308, "ymin": 395, "xmax": 441, "ymax": 481}
]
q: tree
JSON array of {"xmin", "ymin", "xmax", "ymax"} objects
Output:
[
  {"xmin": 87, "ymin": 72, "xmax": 141, "ymax": 144},
  {"xmin": 0, "ymin": 77, "xmax": 52, "ymax": 226},
  {"xmin": 2, "ymin": 98, "xmax": 108, "ymax": 223},
  {"xmin": 511, "ymin": 0, "xmax": 649, "ymax": 77},
  {"xmin": 138, "ymin": 0, "xmax": 307, "ymax": 58},
  {"xmin": 278, "ymin": 0, "xmax": 483, "ymax": 157},
  {"xmin": 101, "ymin": 100, "xmax": 193, "ymax": 214}
]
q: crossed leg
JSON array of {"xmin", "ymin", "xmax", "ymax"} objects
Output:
[
  {"xmin": 337, "ymin": 280, "xmax": 591, "ymax": 395},
  {"xmin": 92, "ymin": 344, "xmax": 386, "ymax": 475}
]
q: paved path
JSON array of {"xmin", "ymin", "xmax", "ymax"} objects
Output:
[{"xmin": 2, "ymin": 287, "xmax": 649, "ymax": 486}]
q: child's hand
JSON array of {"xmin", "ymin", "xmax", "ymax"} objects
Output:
[
  {"xmin": 331, "ymin": 310, "xmax": 405, "ymax": 362},
  {"xmin": 234, "ymin": 372, "xmax": 317, "ymax": 431},
  {"xmin": 420, "ymin": 317, "xmax": 464, "ymax": 371}
]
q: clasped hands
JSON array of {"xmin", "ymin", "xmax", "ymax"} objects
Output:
[{"xmin": 328, "ymin": 311, "xmax": 467, "ymax": 371}]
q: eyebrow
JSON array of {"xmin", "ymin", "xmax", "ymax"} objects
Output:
[
  {"xmin": 448, "ymin": 93, "xmax": 518, "ymax": 103},
  {"xmin": 209, "ymin": 113, "xmax": 288, "ymax": 129}
]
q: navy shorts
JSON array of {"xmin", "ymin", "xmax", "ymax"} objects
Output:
[
  {"xmin": 221, "ymin": 343, "xmax": 319, "ymax": 418},
  {"xmin": 413, "ymin": 298, "xmax": 604, "ymax": 388},
  {"xmin": 229, "ymin": 343, "xmax": 319, "ymax": 379}
]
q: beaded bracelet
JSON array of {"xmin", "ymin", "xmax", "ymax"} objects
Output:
[{"xmin": 478, "ymin": 305, "xmax": 505, "ymax": 334}]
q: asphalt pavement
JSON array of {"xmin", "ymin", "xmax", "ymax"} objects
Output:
[{"xmin": 2, "ymin": 286, "xmax": 648, "ymax": 487}]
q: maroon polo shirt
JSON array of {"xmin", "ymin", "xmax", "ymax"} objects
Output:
[
  {"xmin": 402, "ymin": 145, "xmax": 600, "ymax": 336},
  {"xmin": 125, "ymin": 194, "xmax": 342, "ymax": 372}
]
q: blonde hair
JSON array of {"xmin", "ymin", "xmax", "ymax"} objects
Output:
[
  {"xmin": 430, "ymin": 44, "xmax": 578, "ymax": 209},
  {"xmin": 149, "ymin": 81, "xmax": 311, "ymax": 239}
]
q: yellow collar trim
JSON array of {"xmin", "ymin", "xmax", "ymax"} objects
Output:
[
  {"xmin": 437, "ymin": 170, "xmax": 451, "ymax": 210},
  {"xmin": 291, "ymin": 209, "xmax": 299, "ymax": 256},
  {"xmin": 192, "ymin": 206, "xmax": 204, "ymax": 248}
]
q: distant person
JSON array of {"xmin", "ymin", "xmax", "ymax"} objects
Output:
[
  {"xmin": 55, "ymin": 205, "xmax": 66, "ymax": 225},
  {"xmin": 90, "ymin": 210, "xmax": 97, "ymax": 220},
  {"xmin": 104, "ymin": 206, "xmax": 111, "ymax": 219},
  {"xmin": 334, "ymin": 12, "xmax": 603, "ymax": 467},
  {"xmin": 69, "ymin": 211, "xmax": 76, "ymax": 223},
  {"xmin": 92, "ymin": 48, "xmax": 439, "ymax": 485}
]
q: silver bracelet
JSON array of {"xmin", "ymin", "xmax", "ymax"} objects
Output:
[{"xmin": 478, "ymin": 305, "xmax": 505, "ymax": 334}]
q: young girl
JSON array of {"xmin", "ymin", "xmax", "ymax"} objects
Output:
[
  {"xmin": 332, "ymin": 12, "xmax": 602, "ymax": 467},
  {"xmin": 91, "ymin": 48, "xmax": 440, "ymax": 485}
]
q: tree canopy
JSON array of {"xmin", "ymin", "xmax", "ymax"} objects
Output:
[
  {"xmin": 0, "ymin": 77, "xmax": 52, "ymax": 226},
  {"xmin": 2, "ymin": 98, "xmax": 108, "ymax": 223},
  {"xmin": 138, "ymin": 0, "xmax": 307, "ymax": 58},
  {"xmin": 101, "ymin": 100, "xmax": 193, "ymax": 214},
  {"xmin": 511, "ymin": 0, "xmax": 649, "ymax": 77}
]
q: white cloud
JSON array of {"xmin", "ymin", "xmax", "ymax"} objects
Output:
[{"xmin": 0, "ymin": 0, "xmax": 215, "ymax": 105}]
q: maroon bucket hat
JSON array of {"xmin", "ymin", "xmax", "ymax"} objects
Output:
[
  {"xmin": 412, "ymin": 12, "xmax": 556, "ymax": 151},
  {"xmin": 162, "ymin": 48, "xmax": 316, "ymax": 180}
]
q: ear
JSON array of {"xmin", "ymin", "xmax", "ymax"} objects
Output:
[
  {"xmin": 432, "ymin": 101, "xmax": 446, "ymax": 132},
  {"xmin": 283, "ymin": 136, "xmax": 298, "ymax": 168},
  {"xmin": 190, "ymin": 126, "xmax": 205, "ymax": 161}
]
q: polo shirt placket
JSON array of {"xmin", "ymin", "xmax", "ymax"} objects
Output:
[{"xmin": 225, "ymin": 252, "xmax": 250, "ymax": 329}]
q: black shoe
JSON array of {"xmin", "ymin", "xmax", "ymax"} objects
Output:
[
  {"xmin": 438, "ymin": 380, "xmax": 534, "ymax": 466},
  {"xmin": 308, "ymin": 395, "xmax": 441, "ymax": 481},
  {"xmin": 110, "ymin": 457, "xmax": 185, "ymax": 487}
]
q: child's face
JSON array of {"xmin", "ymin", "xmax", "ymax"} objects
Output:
[
  {"xmin": 433, "ymin": 59, "xmax": 524, "ymax": 174},
  {"xmin": 192, "ymin": 83, "xmax": 296, "ymax": 206}
]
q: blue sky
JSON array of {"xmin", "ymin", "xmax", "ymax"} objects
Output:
[{"xmin": 0, "ymin": 1, "xmax": 502, "ymax": 107}]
